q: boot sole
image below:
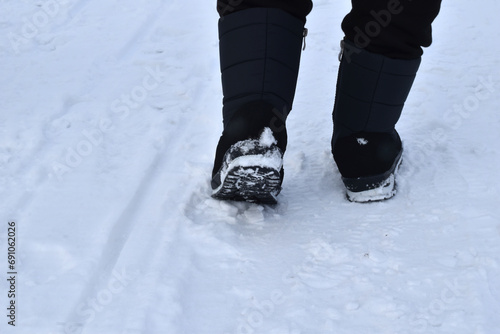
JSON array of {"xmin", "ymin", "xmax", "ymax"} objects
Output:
[
  {"xmin": 211, "ymin": 130, "xmax": 284, "ymax": 204},
  {"xmin": 343, "ymin": 151, "xmax": 403, "ymax": 203},
  {"xmin": 212, "ymin": 164, "xmax": 282, "ymax": 204}
]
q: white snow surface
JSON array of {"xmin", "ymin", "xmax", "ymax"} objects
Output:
[{"xmin": 1, "ymin": 0, "xmax": 500, "ymax": 333}]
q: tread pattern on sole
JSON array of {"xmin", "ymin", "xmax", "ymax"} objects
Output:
[
  {"xmin": 211, "ymin": 128, "xmax": 284, "ymax": 204},
  {"xmin": 212, "ymin": 166, "xmax": 281, "ymax": 204}
]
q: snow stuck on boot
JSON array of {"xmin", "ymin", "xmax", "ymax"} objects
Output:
[{"xmin": 211, "ymin": 128, "xmax": 283, "ymax": 204}]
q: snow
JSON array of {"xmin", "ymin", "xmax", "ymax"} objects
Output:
[
  {"xmin": 259, "ymin": 128, "xmax": 278, "ymax": 148},
  {"xmin": 1, "ymin": 0, "xmax": 499, "ymax": 333},
  {"xmin": 356, "ymin": 137, "xmax": 368, "ymax": 146}
]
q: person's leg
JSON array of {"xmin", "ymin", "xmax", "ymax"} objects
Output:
[
  {"xmin": 342, "ymin": 0, "xmax": 442, "ymax": 59},
  {"xmin": 212, "ymin": 1, "xmax": 312, "ymax": 203},
  {"xmin": 332, "ymin": 0, "xmax": 442, "ymax": 202},
  {"xmin": 217, "ymin": 0, "xmax": 312, "ymax": 22}
]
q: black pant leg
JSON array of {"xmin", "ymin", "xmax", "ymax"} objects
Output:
[
  {"xmin": 342, "ymin": 0, "xmax": 442, "ymax": 59},
  {"xmin": 216, "ymin": 0, "xmax": 313, "ymax": 22}
]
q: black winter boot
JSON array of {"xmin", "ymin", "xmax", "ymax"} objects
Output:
[
  {"xmin": 211, "ymin": 8, "xmax": 306, "ymax": 204},
  {"xmin": 332, "ymin": 39, "xmax": 421, "ymax": 202}
]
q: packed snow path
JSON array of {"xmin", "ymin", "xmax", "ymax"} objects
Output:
[{"xmin": 1, "ymin": 0, "xmax": 499, "ymax": 333}]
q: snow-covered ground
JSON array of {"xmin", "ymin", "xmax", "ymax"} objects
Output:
[{"xmin": 1, "ymin": 0, "xmax": 499, "ymax": 333}]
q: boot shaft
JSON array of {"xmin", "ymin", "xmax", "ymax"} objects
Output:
[
  {"xmin": 332, "ymin": 39, "xmax": 421, "ymax": 144},
  {"xmin": 218, "ymin": 8, "xmax": 306, "ymax": 128}
]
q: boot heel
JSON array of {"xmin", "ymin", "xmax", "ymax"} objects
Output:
[
  {"xmin": 211, "ymin": 128, "xmax": 284, "ymax": 204},
  {"xmin": 343, "ymin": 151, "xmax": 403, "ymax": 203}
]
